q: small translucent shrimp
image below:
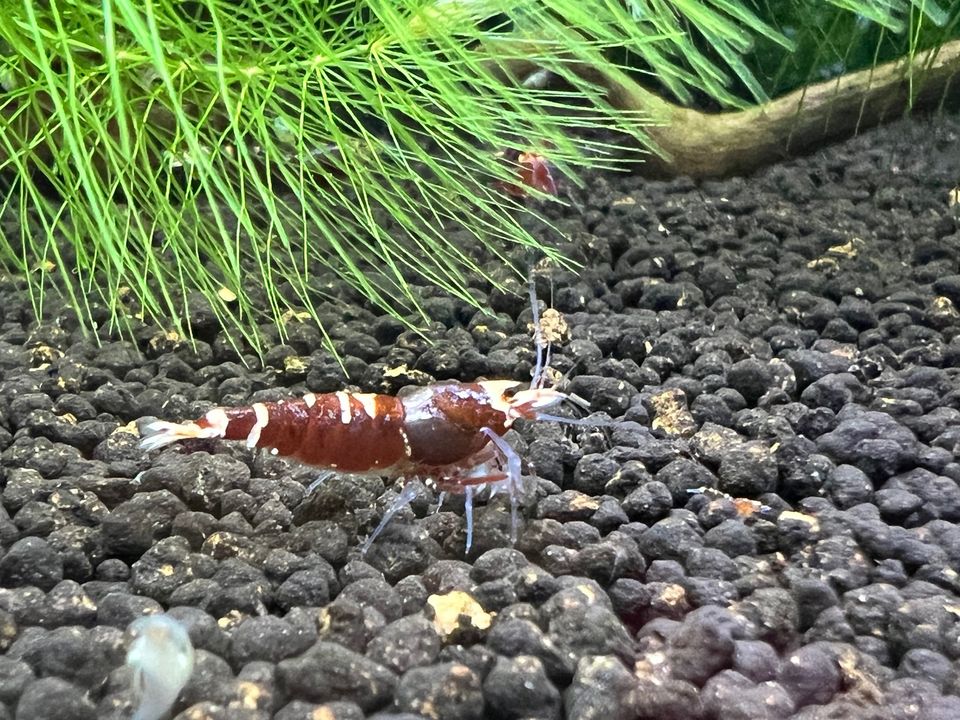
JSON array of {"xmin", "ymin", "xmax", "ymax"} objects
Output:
[{"xmin": 126, "ymin": 614, "xmax": 195, "ymax": 720}]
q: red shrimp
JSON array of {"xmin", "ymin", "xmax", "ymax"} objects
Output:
[
  {"xmin": 139, "ymin": 379, "xmax": 572, "ymax": 552},
  {"xmin": 139, "ymin": 285, "xmax": 599, "ymax": 553},
  {"xmin": 495, "ymin": 149, "xmax": 558, "ymax": 198}
]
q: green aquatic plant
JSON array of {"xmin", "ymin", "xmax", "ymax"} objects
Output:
[
  {"xmin": 745, "ymin": 0, "xmax": 957, "ymax": 101},
  {"xmin": 0, "ymin": 0, "xmax": 656, "ymax": 352},
  {"xmin": 0, "ymin": 0, "xmax": 957, "ymax": 352},
  {"xmin": 616, "ymin": 0, "xmax": 957, "ymax": 107}
]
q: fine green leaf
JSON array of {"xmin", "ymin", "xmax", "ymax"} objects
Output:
[{"xmin": 0, "ymin": 0, "xmax": 957, "ymax": 357}]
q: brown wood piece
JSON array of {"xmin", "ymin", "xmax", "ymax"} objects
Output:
[{"xmin": 491, "ymin": 38, "xmax": 960, "ymax": 179}]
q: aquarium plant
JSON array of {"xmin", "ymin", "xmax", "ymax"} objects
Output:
[{"xmin": 0, "ymin": 0, "xmax": 957, "ymax": 351}]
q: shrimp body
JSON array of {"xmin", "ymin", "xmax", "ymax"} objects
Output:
[
  {"xmin": 496, "ymin": 150, "xmax": 557, "ymax": 198},
  {"xmin": 141, "ymin": 279, "xmax": 592, "ymax": 552},
  {"xmin": 126, "ymin": 614, "xmax": 194, "ymax": 720},
  {"xmin": 140, "ymin": 380, "xmax": 571, "ymax": 550},
  {"xmin": 141, "ymin": 380, "xmax": 558, "ymax": 474}
]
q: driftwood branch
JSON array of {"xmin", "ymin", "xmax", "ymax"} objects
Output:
[{"xmin": 499, "ymin": 39, "xmax": 960, "ymax": 179}]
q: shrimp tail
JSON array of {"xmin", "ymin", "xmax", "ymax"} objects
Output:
[
  {"xmin": 139, "ymin": 405, "xmax": 235, "ymax": 452},
  {"xmin": 138, "ymin": 419, "xmax": 218, "ymax": 452}
]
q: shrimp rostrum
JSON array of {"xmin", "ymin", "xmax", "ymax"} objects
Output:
[{"xmin": 140, "ymin": 298, "xmax": 596, "ymax": 552}]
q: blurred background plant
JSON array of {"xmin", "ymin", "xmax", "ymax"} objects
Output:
[
  {"xmin": 619, "ymin": 0, "xmax": 957, "ymax": 108},
  {"xmin": 0, "ymin": 0, "xmax": 958, "ymax": 354}
]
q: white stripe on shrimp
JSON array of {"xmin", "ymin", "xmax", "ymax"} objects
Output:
[
  {"xmin": 336, "ymin": 392, "xmax": 352, "ymax": 424},
  {"xmin": 354, "ymin": 393, "xmax": 378, "ymax": 419},
  {"xmin": 246, "ymin": 403, "xmax": 269, "ymax": 448}
]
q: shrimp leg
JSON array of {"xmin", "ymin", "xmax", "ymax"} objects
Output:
[
  {"xmin": 480, "ymin": 428, "xmax": 523, "ymax": 544},
  {"xmin": 361, "ymin": 481, "xmax": 422, "ymax": 555}
]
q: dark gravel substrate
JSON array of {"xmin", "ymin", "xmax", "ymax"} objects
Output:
[{"xmin": 2, "ymin": 113, "xmax": 960, "ymax": 720}]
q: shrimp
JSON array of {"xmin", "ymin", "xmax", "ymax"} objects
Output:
[
  {"xmin": 139, "ymin": 286, "xmax": 594, "ymax": 552},
  {"xmin": 125, "ymin": 614, "xmax": 194, "ymax": 720},
  {"xmin": 495, "ymin": 149, "xmax": 558, "ymax": 198}
]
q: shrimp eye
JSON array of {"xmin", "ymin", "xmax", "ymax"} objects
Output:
[{"xmin": 501, "ymin": 383, "xmax": 524, "ymax": 400}]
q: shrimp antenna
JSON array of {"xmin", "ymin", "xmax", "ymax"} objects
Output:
[
  {"xmin": 528, "ymin": 275, "xmax": 559, "ymax": 390},
  {"xmin": 528, "ymin": 277, "xmax": 549, "ymax": 390},
  {"xmin": 535, "ymin": 412, "xmax": 618, "ymax": 428},
  {"xmin": 553, "ymin": 357, "xmax": 582, "ymax": 393}
]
